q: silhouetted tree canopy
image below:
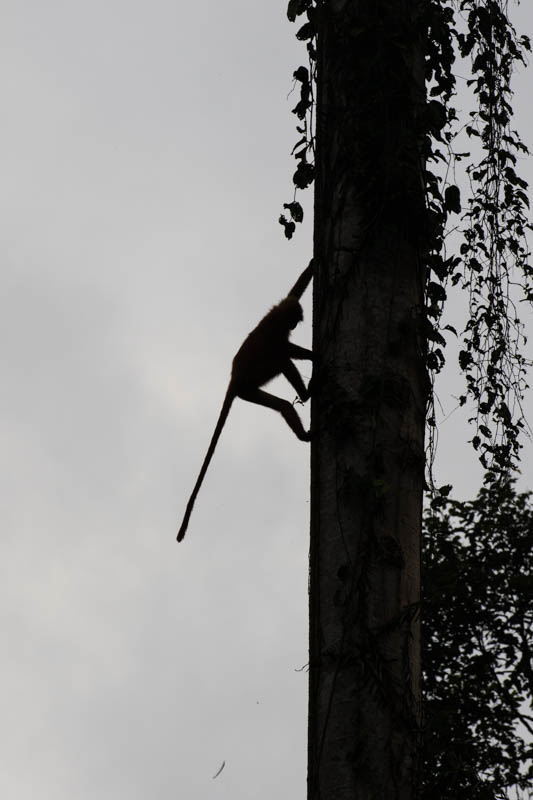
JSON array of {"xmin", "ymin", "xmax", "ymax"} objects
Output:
[{"xmin": 423, "ymin": 479, "xmax": 533, "ymax": 799}]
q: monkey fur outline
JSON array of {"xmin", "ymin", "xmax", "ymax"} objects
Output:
[{"xmin": 177, "ymin": 261, "xmax": 313, "ymax": 542}]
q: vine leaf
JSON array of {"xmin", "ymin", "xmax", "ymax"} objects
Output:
[
  {"xmin": 293, "ymin": 160, "xmax": 314, "ymax": 190},
  {"xmin": 296, "ymin": 21, "xmax": 315, "ymax": 41},
  {"xmin": 287, "ymin": 0, "xmax": 311, "ymax": 23},
  {"xmin": 444, "ymin": 185, "xmax": 461, "ymax": 214},
  {"xmin": 283, "ymin": 201, "xmax": 304, "ymax": 223},
  {"xmin": 279, "ymin": 215, "xmax": 296, "ymax": 240}
]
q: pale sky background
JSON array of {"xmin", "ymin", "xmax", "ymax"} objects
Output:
[{"xmin": 1, "ymin": 2, "xmax": 532, "ymax": 798}]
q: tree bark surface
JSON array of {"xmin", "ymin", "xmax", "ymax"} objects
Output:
[{"xmin": 308, "ymin": 2, "xmax": 427, "ymax": 798}]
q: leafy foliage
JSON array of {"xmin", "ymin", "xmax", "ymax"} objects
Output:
[
  {"xmin": 423, "ymin": 479, "xmax": 533, "ymax": 798},
  {"xmin": 282, "ymin": 0, "xmax": 532, "ymax": 479},
  {"xmin": 424, "ymin": 1, "xmax": 532, "ymax": 480}
]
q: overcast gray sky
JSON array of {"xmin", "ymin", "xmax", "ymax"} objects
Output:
[{"xmin": 1, "ymin": 2, "xmax": 532, "ymax": 798}]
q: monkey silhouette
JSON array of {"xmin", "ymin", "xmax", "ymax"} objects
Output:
[{"xmin": 177, "ymin": 261, "xmax": 313, "ymax": 542}]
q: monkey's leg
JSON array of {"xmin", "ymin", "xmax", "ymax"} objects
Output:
[
  {"xmin": 288, "ymin": 343, "xmax": 313, "ymax": 360},
  {"xmin": 239, "ymin": 388, "xmax": 310, "ymax": 442},
  {"xmin": 283, "ymin": 361, "xmax": 311, "ymax": 403}
]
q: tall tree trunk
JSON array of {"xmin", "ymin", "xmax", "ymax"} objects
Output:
[{"xmin": 308, "ymin": 2, "xmax": 427, "ymax": 798}]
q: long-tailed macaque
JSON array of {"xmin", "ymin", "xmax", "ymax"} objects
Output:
[{"xmin": 177, "ymin": 261, "xmax": 314, "ymax": 542}]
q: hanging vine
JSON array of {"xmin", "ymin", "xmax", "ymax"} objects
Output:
[
  {"xmin": 278, "ymin": 0, "xmax": 317, "ymax": 240},
  {"xmin": 280, "ymin": 0, "xmax": 532, "ymax": 481}
]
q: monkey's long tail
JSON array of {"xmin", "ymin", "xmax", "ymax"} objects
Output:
[{"xmin": 177, "ymin": 388, "xmax": 234, "ymax": 542}]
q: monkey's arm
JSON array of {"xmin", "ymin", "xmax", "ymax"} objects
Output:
[
  {"xmin": 288, "ymin": 343, "xmax": 313, "ymax": 360},
  {"xmin": 283, "ymin": 361, "xmax": 311, "ymax": 403},
  {"xmin": 287, "ymin": 259, "xmax": 314, "ymax": 300}
]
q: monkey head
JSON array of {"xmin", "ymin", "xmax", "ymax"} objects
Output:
[{"xmin": 280, "ymin": 296, "xmax": 304, "ymax": 329}]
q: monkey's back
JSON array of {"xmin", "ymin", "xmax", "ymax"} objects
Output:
[{"xmin": 231, "ymin": 302, "xmax": 295, "ymax": 393}]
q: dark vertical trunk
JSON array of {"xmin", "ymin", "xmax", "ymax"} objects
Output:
[{"xmin": 308, "ymin": 1, "xmax": 427, "ymax": 798}]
